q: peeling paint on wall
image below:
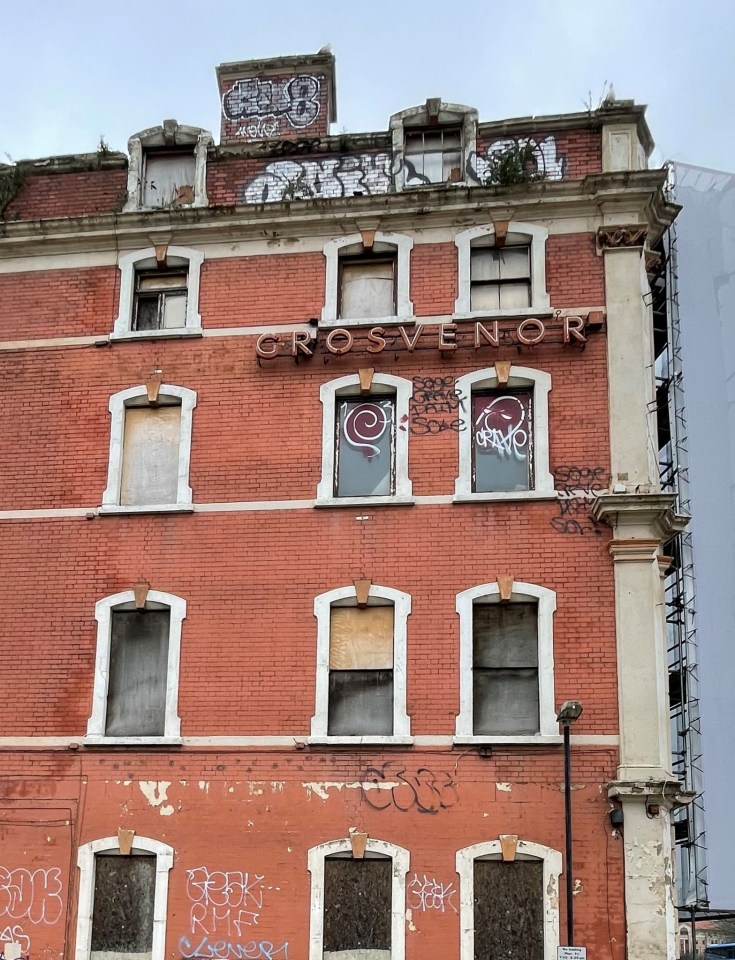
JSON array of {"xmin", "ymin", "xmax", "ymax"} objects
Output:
[{"xmin": 138, "ymin": 780, "xmax": 175, "ymax": 816}]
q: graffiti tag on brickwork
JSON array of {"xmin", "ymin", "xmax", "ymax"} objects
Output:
[
  {"xmin": 223, "ymin": 75, "xmax": 321, "ymax": 140},
  {"xmin": 407, "ymin": 874, "xmax": 458, "ymax": 913},
  {"xmin": 551, "ymin": 466, "xmax": 610, "ymax": 536},
  {"xmin": 401, "ymin": 376, "xmax": 466, "ymax": 435},
  {"xmin": 360, "ymin": 762, "xmax": 458, "ymax": 814}
]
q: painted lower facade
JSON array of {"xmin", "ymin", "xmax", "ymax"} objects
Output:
[{"xmin": 0, "ymin": 51, "xmax": 687, "ymax": 960}]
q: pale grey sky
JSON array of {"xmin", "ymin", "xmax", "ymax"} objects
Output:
[{"xmin": 1, "ymin": 0, "xmax": 733, "ymax": 170}]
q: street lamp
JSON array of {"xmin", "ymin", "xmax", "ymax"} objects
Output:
[{"xmin": 557, "ymin": 699, "xmax": 583, "ymax": 946}]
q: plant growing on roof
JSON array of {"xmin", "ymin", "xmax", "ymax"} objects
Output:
[{"xmin": 479, "ymin": 142, "xmax": 547, "ymax": 187}]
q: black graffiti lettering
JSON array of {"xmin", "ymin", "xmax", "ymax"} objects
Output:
[
  {"xmin": 223, "ymin": 75, "xmax": 321, "ymax": 130},
  {"xmin": 360, "ymin": 762, "xmax": 458, "ymax": 814},
  {"xmin": 550, "ymin": 465, "xmax": 610, "ymax": 535}
]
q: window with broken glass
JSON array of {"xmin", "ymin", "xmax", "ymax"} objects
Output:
[
  {"xmin": 338, "ymin": 252, "xmax": 396, "ymax": 320},
  {"xmin": 404, "ymin": 126, "xmax": 462, "ymax": 186},
  {"xmin": 469, "ymin": 242, "xmax": 531, "ymax": 312},
  {"xmin": 328, "ymin": 604, "xmax": 394, "ymax": 736},
  {"xmin": 473, "ymin": 858, "xmax": 544, "ymax": 960},
  {"xmin": 471, "ymin": 389, "xmax": 533, "ymax": 493},
  {"xmin": 90, "ymin": 853, "xmax": 156, "ymax": 960},
  {"xmin": 472, "ymin": 602, "xmax": 539, "ymax": 735},
  {"xmin": 105, "ymin": 609, "xmax": 170, "ymax": 737},
  {"xmin": 133, "ymin": 269, "xmax": 188, "ymax": 331},
  {"xmin": 323, "ymin": 856, "xmax": 391, "ymax": 957},
  {"xmin": 335, "ymin": 397, "xmax": 395, "ymax": 498}
]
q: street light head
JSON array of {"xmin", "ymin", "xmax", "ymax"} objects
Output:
[{"xmin": 557, "ymin": 700, "xmax": 583, "ymax": 724}]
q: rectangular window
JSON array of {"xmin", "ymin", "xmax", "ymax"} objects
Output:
[
  {"xmin": 134, "ymin": 270, "xmax": 188, "ymax": 331},
  {"xmin": 470, "ymin": 244, "xmax": 531, "ymax": 311},
  {"xmin": 473, "ymin": 859, "xmax": 543, "ymax": 960},
  {"xmin": 339, "ymin": 255, "xmax": 396, "ymax": 320},
  {"xmin": 473, "ymin": 602, "xmax": 539, "ymax": 735},
  {"xmin": 324, "ymin": 857, "xmax": 391, "ymax": 956},
  {"xmin": 472, "ymin": 390, "xmax": 533, "ymax": 493},
  {"xmin": 328, "ymin": 605, "xmax": 394, "ymax": 736},
  {"xmin": 404, "ymin": 127, "xmax": 462, "ymax": 185},
  {"xmin": 335, "ymin": 398, "xmax": 395, "ymax": 498},
  {"xmin": 90, "ymin": 854, "xmax": 156, "ymax": 960},
  {"xmin": 143, "ymin": 151, "xmax": 196, "ymax": 208},
  {"xmin": 120, "ymin": 404, "xmax": 182, "ymax": 506},
  {"xmin": 106, "ymin": 609, "xmax": 170, "ymax": 737}
]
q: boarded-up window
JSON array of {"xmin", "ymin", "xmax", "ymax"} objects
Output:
[
  {"xmin": 134, "ymin": 271, "xmax": 188, "ymax": 331},
  {"xmin": 120, "ymin": 405, "xmax": 181, "ymax": 506},
  {"xmin": 339, "ymin": 257, "xmax": 396, "ymax": 319},
  {"xmin": 473, "ymin": 859, "xmax": 543, "ymax": 960},
  {"xmin": 323, "ymin": 857, "xmax": 391, "ymax": 957},
  {"xmin": 328, "ymin": 606, "xmax": 394, "ymax": 736},
  {"xmin": 90, "ymin": 854, "xmax": 155, "ymax": 960},
  {"xmin": 472, "ymin": 391, "xmax": 533, "ymax": 493},
  {"xmin": 335, "ymin": 398, "xmax": 395, "ymax": 498},
  {"xmin": 473, "ymin": 603, "xmax": 539, "ymax": 735},
  {"xmin": 106, "ymin": 610, "xmax": 170, "ymax": 737},
  {"xmin": 143, "ymin": 152, "xmax": 196, "ymax": 208},
  {"xmin": 470, "ymin": 244, "xmax": 531, "ymax": 311},
  {"xmin": 404, "ymin": 127, "xmax": 462, "ymax": 185}
]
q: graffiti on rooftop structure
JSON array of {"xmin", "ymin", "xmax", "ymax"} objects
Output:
[
  {"xmin": 223, "ymin": 75, "xmax": 321, "ymax": 139},
  {"xmin": 240, "ymin": 135, "xmax": 566, "ymax": 203}
]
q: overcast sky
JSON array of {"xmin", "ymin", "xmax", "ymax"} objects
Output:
[{"xmin": 1, "ymin": 0, "xmax": 733, "ymax": 171}]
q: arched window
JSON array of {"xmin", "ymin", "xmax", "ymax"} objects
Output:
[
  {"xmin": 390, "ymin": 101, "xmax": 478, "ymax": 190},
  {"xmin": 85, "ymin": 589, "xmax": 186, "ymax": 744}
]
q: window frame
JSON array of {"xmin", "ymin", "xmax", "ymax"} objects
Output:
[
  {"xmin": 307, "ymin": 837, "xmax": 409, "ymax": 960},
  {"xmin": 75, "ymin": 835, "xmax": 173, "ymax": 960},
  {"xmin": 123, "ymin": 122, "xmax": 212, "ymax": 213},
  {"xmin": 100, "ymin": 383, "xmax": 197, "ymax": 514},
  {"xmin": 455, "ymin": 581, "xmax": 558, "ymax": 744},
  {"xmin": 316, "ymin": 373, "xmax": 413, "ymax": 507},
  {"xmin": 404, "ymin": 124, "xmax": 463, "ymax": 186},
  {"xmin": 390, "ymin": 101, "xmax": 478, "ymax": 192},
  {"xmin": 310, "ymin": 583, "xmax": 412, "ymax": 744},
  {"xmin": 112, "ymin": 246, "xmax": 204, "ymax": 340},
  {"xmin": 85, "ymin": 590, "xmax": 186, "ymax": 746},
  {"xmin": 455, "ymin": 839, "xmax": 562, "ymax": 960},
  {"xmin": 454, "ymin": 365, "xmax": 553, "ymax": 502},
  {"xmin": 454, "ymin": 223, "xmax": 550, "ymax": 318},
  {"xmin": 321, "ymin": 232, "xmax": 414, "ymax": 328}
]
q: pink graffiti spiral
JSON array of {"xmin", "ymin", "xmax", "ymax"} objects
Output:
[{"xmin": 343, "ymin": 402, "xmax": 390, "ymax": 457}]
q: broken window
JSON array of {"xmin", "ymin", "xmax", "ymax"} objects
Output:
[
  {"xmin": 90, "ymin": 854, "xmax": 156, "ymax": 960},
  {"xmin": 142, "ymin": 150, "xmax": 196, "ymax": 208},
  {"xmin": 404, "ymin": 126, "xmax": 462, "ymax": 185},
  {"xmin": 338, "ymin": 254, "xmax": 396, "ymax": 320},
  {"xmin": 323, "ymin": 856, "xmax": 391, "ymax": 958},
  {"xmin": 134, "ymin": 269, "xmax": 188, "ymax": 331},
  {"xmin": 472, "ymin": 390, "xmax": 533, "ymax": 493},
  {"xmin": 105, "ymin": 609, "xmax": 170, "ymax": 737},
  {"xmin": 328, "ymin": 605, "xmax": 394, "ymax": 736},
  {"xmin": 473, "ymin": 602, "xmax": 539, "ymax": 735},
  {"xmin": 335, "ymin": 397, "xmax": 395, "ymax": 498},
  {"xmin": 120, "ymin": 403, "xmax": 182, "ymax": 507},
  {"xmin": 469, "ymin": 242, "xmax": 531, "ymax": 312},
  {"xmin": 473, "ymin": 858, "xmax": 544, "ymax": 960}
]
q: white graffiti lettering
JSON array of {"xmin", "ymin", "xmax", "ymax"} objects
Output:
[
  {"xmin": 186, "ymin": 868, "xmax": 266, "ymax": 936},
  {"xmin": 474, "ymin": 136, "xmax": 566, "ymax": 182},
  {"xmin": 223, "ymin": 75, "xmax": 320, "ymax": 132},
  {"xmin": 0, "ymin": 868, "xmax": 63, "ymax": 926},
  {"xmin": 407, "ymin": 873, "xmax": 458, "ymax": 913},
  {"xmin": 0, "ymin": 923, "xmax": 31, "ymax": 956},
  {"xmin": 179, "ymin": 935, "xmax": 288, "ymax": 960},
  {"xmin": 474, "ymin": 396, "xmax": 529, "ymax": 460}
]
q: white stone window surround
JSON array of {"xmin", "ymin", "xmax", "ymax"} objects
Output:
[
  {"xmin": 123, "ymin": 122, "xmax": 212, "ymax": 213},
  {"xmin": 308, "ymin": 837, "xmax": 409, "ymax": 960},
  {"xmin": 316, "ymin": 373, "xmax": 413, "ymax": 507},
  {"xmin": 112, "ymin": 246, "xmax": 204, "ymax": 340},
  {"xmin": 390, "ymin": 101, "xmax": 478, "ymax": 192},
  {"xmin": 75, "ymin": 834, "xmax": 174, "ymax": 960},
  {"xmin": 454, "ymin": 364, "xmax": 553, "ymax": 503},
  {"xmin": 309, "ymin": 583, "xmax": 412, "ymax": 745},
  {"xmin": 84, "ymin": 589, "xmax": 186, "ymax": 746},
  {"xmin": 454, "ymin": 222, "xmax": 550, "ymax": 318},
  {"xmin": 455, "ymin": 581, "xmax": 558, "ymax": 744},
  {"xmin": 456, "ymin": 839, "xmax": 562, "ymax": 960},
  {"xmin": 321, "ymin": 232, "xmax": 414, "ymax": 328},
  {"xmin": 100, "ymin": 384, "xmax": 197, "ymax": 515}
]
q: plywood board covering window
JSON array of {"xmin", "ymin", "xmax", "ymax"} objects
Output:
[
  {"xmin": 90, "ymin": 854, "xmax": 156, "ymax": 960},
  {"xmin": 120, "ymin": 405, "xmax": 181, "ymax": 506},
  {"xmin": 323, "ymin": 857, "xmax": 391, "ymax": 959},
  {"xmin": 143, "ymin": 152, "xmax": 196, "ymax": 208},
  {"xmin": 339, "ymin": 257, "xmax": 396, "ymax": 320},
  {"xmin": 473, "ymin": 859, "xmax": 543, "ymax": 960},
  {"xmin": 106, "ymin": 609, "xmax": 170, "ymax": 737},
  {"xmin": 473, "ymin": 602, "xmax": 539, "ymax": 735}
]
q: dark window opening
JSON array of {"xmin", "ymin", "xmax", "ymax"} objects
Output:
[
  {"xmin": 106, "ymin": 609, "xmax": 170, "ymax": 737},
  {"xmin": 323, "ymin": 857, "xmax": 391, "ymax": 955},
  {"xmin": 472, "ymin": 390, "xmax": 533, "ymax": 493},
  {"xmin": 404, "ymin": 127, "xmax": 462, "ymax": 185},
  {"xmin": 335, "ymin": 397, "xmax": 395, "ymax": 498},
  {"xmin": 90, "ymin": 854, "xmax": 155, "ymax": 957},
  {"xmin": 474, "ymin": 859, "xmax": 544, "ymax": 960},
  {"xmin": 338, "ymin": 253, "xmax": 396, "ymax": 320},
  {"xmin": 134, "ymin": 270, "xmax": 188, "ymax": 331},
  {"xmin": 470, "ymin": 244, "xmax": 531, "ymax": 312}
]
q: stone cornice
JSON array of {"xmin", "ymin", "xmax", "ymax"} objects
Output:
[
  {"xmin": 597, "ymin": 224, "xmax": 648, "ymax": 249},
  {"xmin": 592, "ymin": 492, "xmax": 689, "ymax": 540},
  {"xmin": 608, "ymin": 778, "xmax": 696, "ymax": 809}
]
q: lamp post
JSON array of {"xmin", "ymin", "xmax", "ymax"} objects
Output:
[{"xmin": 557, "ymin": 699, "xmax": 583, "ymax": 946}]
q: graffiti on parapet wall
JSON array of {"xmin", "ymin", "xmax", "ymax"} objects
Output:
[
  {"xmin": 407, "ymin": 874, "xmax": 458, "ymax": 913},
  {"xmin": 223, "ymin": 75, "xmax": 321, "ymax": 139},
  {"xmin": 360, "ymin": 762, "xmax": 458, "ymax": 814},
  {"xmin": 402, "ymin": 376, "xmax": 467, "ymax": 435},
  {"xmin": 240, "ymin": 136, "xmax": 567, "ymax": 203},
  {"xmin": 0, "ymin": 867, "xmax": 63, "ymax": 926},
  {"xmin": 551, "ymin": 466, "xmax": 610, "ymax": 536}
]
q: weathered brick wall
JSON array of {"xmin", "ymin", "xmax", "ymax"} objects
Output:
[{"xmin": 3, "ymin": 168, "xmax": 127, "ymax": 221}]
